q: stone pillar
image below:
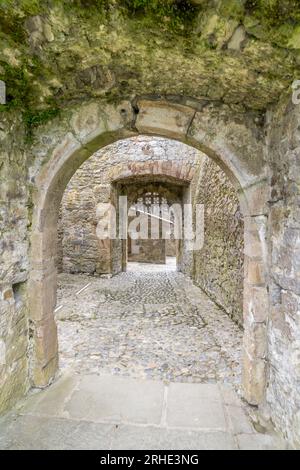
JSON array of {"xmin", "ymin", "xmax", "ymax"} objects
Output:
[
  {"xmin": 180, "ymin": 186, "xmax": 193, "ymax": 276},
  {"xmin": 240, "ymin": 182, "xmax": 269, "ymax": 405},
  {"xmin": 28, "ymin": 229, "xmax": 59, "ymax": 387}
]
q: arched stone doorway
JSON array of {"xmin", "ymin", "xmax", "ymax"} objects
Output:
[
  {"xmin": 116, "ymin": 178, "xmax": 187, "ymax": 271},
  {"xmin": 28, "ymin": 98, "xmax": 268, "ymax": 406}
]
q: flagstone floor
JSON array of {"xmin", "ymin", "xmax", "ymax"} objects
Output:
[{"xmin": 0, "ymin": 374, "xmax": 285, "ymax": 450}]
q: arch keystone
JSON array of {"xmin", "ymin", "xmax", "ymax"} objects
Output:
[{"xmin": 135, "ymin": 99, "xmax": 195, "ymax": 139}]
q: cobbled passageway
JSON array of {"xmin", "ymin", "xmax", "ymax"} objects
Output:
[{"xmin": 56, "ymin": 260, "xmax": 243, "ymax": 390}]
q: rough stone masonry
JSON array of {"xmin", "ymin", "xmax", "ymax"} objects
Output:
[{"xmin": 0, "ymin": 0, "xmax": 300, "ymax": 449}]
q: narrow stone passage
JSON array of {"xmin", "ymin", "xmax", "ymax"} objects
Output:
[{"xmin": 56, "ymin": 261, "xmax": 243, "ymax": 390}]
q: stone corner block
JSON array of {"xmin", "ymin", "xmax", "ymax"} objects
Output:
[
  {"xmin": 32, "ymin": 355, "xmax": 59, "ymax": 388},
  {"xmin": 242, "ymin": 355, "xmax": 266, "ymax": 406},
  {"xmin": 240, "ymin": 181, "xmax": 269, "ymax": 217}
]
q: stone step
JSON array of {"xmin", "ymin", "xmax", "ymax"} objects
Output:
[{"xmin": 0, "ymin": 373, "xmax": 285, "ymax": 450}]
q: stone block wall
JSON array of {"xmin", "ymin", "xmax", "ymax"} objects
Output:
[
  {"xmin": 0, "ymin": 116, "xmax": 30, "ymax": 413},
  {"xmin": 166, "ymin": 240, "xmax": 177, "ymax": 257},
  {"xmin": 265, "ymin": 97, "xmax": 300, "ymax": 448},
  {"xmin": 59, "ymin": 180, "xmax": 112, "ymax": 275},
  {"xmin": 192, "ymin": 156, "xmax": 244, "ymax": 325},
  {"xmin": 128, "ymin": 238, "xmax": 166, "ymax": 264}
]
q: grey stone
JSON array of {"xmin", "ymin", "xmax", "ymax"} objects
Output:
[
  {"xmin": 65, "ymin": 374, "xmax": 164, "ymax": 425},
  {"xmin": 237, "ymin": 433, "xmax": 287, "ymax": 451},
  {"xmin": 166, "ymin": 382, "xmax": 227, "ymax": 430},
  {"xmin": 111, "ymin": 425, "xmax": 237, "ymax": 450},
  {"xmin": 19, "ymin": 372, "xmax": 79, "ymax": 417},
  {"xmin": 225, "ymin": 405, "xmax": 254, "ymax": 435},
  {"xmin": 0, "ymin": 374, "xmax": 282, "ymax": 450},
  {"xmin": 2, "ymin": 415, "xmax": 115, "ymax": 450}
]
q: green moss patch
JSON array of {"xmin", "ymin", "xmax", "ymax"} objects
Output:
[{"xmin": 23, "ymin": 107, "xmax": 60, "ymax": 141}]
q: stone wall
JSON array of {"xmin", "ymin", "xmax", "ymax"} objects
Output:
[
  {"xmin": 265, "ymin": 97, "xmax": 300, "ymax": 448},
  {"xmin": 192, "ymin": 156, "xmax": 244, "ymax": 325},
  {"xmin": 58, "ymin": 180, "xmax": 112, "ymax": 274},
  {"xmin": 128, "ymin": 237, "xmax": 166, "ymax": 264},
  {"xmin": 166, "ymin": 240, "xmax": 177, "ymax": 257},
  {"xmin": 128, "ymin": 239, "xmax": 177, "ymax": 262},
  {"xmin": 0, "ymin": 115, "xmax": 30, "ymax": 413}
]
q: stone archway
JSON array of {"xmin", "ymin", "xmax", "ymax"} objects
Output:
[
  {"xmin": 28, "ymin": 98, "xmax": 268, "ymax": 406},
  {"xmin": 107, "ymin": 159, "xmax": 198, "ymax": 274},
  {"xmin": 112, "ymin": 175, "xmax": 188, "ymax": 271}
]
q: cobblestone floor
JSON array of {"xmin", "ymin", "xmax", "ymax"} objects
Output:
[{"xmin": 56, "ymin": 260, "xmax": 243, "ymax": 391}]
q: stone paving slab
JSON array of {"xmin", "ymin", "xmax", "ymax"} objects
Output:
[
  {"xmin": 0, "ymin": 413, "xmax": 237, "ymax": 450},
  {"xmin": 65, "ymin": 375, "xmax": 165, "ymax": 425},
  {"xmin": 236, "ymin": 433, "xmax": 286, "ymax": 451},
  {"xmin": 166, "ymin": 383, "xmax": 226, "ymax": 430},
  {"xmin": 19, "ymin": 372, "xmax": 80, "ymax": 417},
  {"xmin": 110, "ymin": 426, "xmax": 237, "ymax": 451},
  {"xmin": 0, "ymin": 373, "xmax": 285, "ymax": 450},
  {"xmin": 0, "ymin": 415, "xmax": 115, "ymax": 450}
]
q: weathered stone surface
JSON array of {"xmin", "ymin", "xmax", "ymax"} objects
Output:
[
  {"xmin": 0, "ymin": 374, "xmax": 283, "ymax": 450},
  {"xmin": 193, "ymin": 155, "xmax": 244, "ymax": 325},
  {"xmin": 243, "ymin": 284, "xmax": 269, "ymax": 323},
  {"xmin": 1, "ymin": 1, "xmax": 298, "ymax": 113},
  {"xmin": 188, "ymin": 104, "xmax": 266, "ymax": 187},
  {"xmin": 136, "ymin": 100, "xmax": 195, "ymax": 139},
  {"xmin": 242, "ymin": 355, "xmax": 266, "ymax": 406},
  {"xmin": 263, "ymin": 97, "xmax": 300, "ymax": 448},
  {"xmin": 227, "ymin": 26, "xmax": 247, "ymax": 51},
  {"xmin": 244, "ymin": 258, "xmax": 266, "ymax": 286},
  {"xmin": 0, "ymin": 0, "xmax": 299, "ymax": 447},
  {"xmin": 0, "ymin": 116, "xmax": 30, "ymax": 414}
]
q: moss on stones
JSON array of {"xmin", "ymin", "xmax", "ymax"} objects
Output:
[
  {"xmin": 245, "ymin": 0, "xmax": 300, "ymax": 26},
  {"xmin": 0, "ymin": 0, "xmax": 299, "ymax": 129},
  {"xmin": 0, "ymin": 62, "xmax": 31, "ymax": 109},
  {"xmin": 244, "ymin": 0, "xmax": 300, "ymax": 47},
  {"xmin": 121, "ymin": 0, "xmax": 200, "ymax": 34},
  {"xmin": 23, "ymin": 107, "xmax": 60, "ymax": 141}
]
